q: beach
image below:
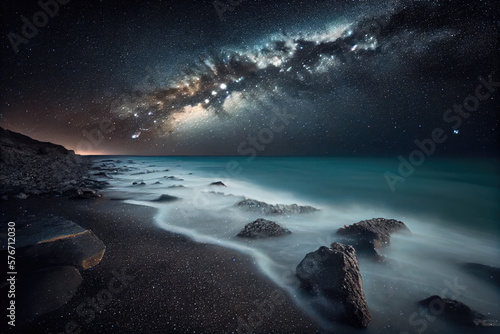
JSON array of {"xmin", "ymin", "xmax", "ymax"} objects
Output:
[
  {"xmin": 1, "ymin": 196, "xmax": 319, "ymax": 333},
  {"xmin": 1, "ymin": 127, "xmax": 499, "ymax": 333}
]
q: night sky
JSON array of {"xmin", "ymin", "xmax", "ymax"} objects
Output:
[{"xmin": 0, "ymin": 0, "xmax": 498, "ymax": 156}]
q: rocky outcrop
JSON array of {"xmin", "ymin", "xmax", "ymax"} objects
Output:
[
  {"xmin": 419, "ymin": 295, "xmax": 498, "ymax": 327},
  {"xmin": 0, "ymin": 127, "xmax": 103, "ymax": 197},
  {"xmin": 236, "ymin": 198, "xmax": 319, "ymax": 215},
  {"xmin": 296, "ymin": 242, "xmax": 371, "ymax": 328},
  {"xmin": 237, "ymin": 218, "xmax": 291, "ymax": 238},
  {"xmin": 336, "ymin": 218, "xmax": 411, "ymax": 256}
]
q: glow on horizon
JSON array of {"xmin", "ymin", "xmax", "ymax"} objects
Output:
[{"xmin": 74, "ymin": 150, "xmax": 113, "ymax": 155}]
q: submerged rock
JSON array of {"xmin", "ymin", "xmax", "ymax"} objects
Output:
[
  {"xmin": 236, "ymin": 198, "xmax": 319, "ymax": 215},
  {"xmin": 132, "ymin": 181, "xmax": 146, "ymax": 186},
  {"xmin": 419, "ymin": 295, "xmax": 498, "ymax": 327},
  {"xmin": 151, "ymin": 194, "xmax": 180, "ymax": 202},
  {"xmin": 296, "ymin": 242, "xmax": 370, "ymax": 328},
  {"xmin": 336, "ymin": 218, "xmax": 411, "ymax": 256},
  {"xmin": 165, "ymin": 176, "xmax": 184, "ymax": 181},
  {"xmin": 210, "ymin": 181, "xmax": 226, "ymax": 186},
  {"xmin": 463, "ymin": 263, "xmax": 500, "ymax": 287},
  {"xmin": 237, "ymin": 218, "xmax": 291, "ymax": 238}
]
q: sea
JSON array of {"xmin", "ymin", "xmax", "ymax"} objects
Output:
[{"xmin": 91, "ymin": 156, "xmax": 500, "ymax": 334}]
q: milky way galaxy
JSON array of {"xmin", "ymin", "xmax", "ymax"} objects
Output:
[{"xmin": 0, "ymin": 0, "xmax": 498, "ymax": 155}]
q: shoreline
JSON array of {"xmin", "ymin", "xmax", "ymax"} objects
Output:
[{"xmin": 1, "ymin": 196, "xmax": 320, "ymax": 333}]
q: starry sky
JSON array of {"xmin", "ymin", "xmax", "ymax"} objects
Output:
[{"xmin": 0, "ymin": 0, "xmax": 498, "ymax": 156}]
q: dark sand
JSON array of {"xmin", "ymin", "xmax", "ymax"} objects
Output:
[{"xmin": 1, "ymin": 197, "xmax": 320, "ymax": 333}]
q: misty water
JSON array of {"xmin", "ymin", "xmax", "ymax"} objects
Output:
[{"xmin": 93, "ymin": 156, "xmax": 500, "ymax": 333}]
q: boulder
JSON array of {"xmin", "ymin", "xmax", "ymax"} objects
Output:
[
  {"xmin": 236, "ymin": 198, "xmax": 319, "ymax": 215},
  {"xmin": 296, "ymin": 242, "xmax": 370, "ymax": 328},
  {"xmin": 237, "ymin": 218, "xmax": 291, "ymax": 238},
  {"xmin": 12, "ymin": 217, "xmax": 106, "ymax": 271},
  {"xmin": 336, "ymin": 218, "xmax": 411, "ymax": 256},
  {"xmin": 419, "ymin": 295, "xmax": 498, "ymax": 327}
]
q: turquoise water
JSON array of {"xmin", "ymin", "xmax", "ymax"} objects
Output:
[
  {"xmin": 183, "ymin": 156, "xmax": 500, "ymax": 232},
  {"xmin": 94, "ymin": 156, "xmax": 500, "ymax": 333}
]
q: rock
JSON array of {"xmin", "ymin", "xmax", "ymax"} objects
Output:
[
  {"xmin": 210, "ymin": 181, "xmax": 226, "ymax": 186},
  {"xmin": 237, "ymin": 218, "xmax": 291, "ymax": 238},
  {"xmin": 92, "ymin": 171, "xmax": 113, "ymax": 178},
  {"xmin": 336, "ymin": 218, "xmax": 411, "ymax": 256},
  {"xmin": 463, "ymin": 263, "xmax": 500, "ymax": 288},
  {"xmin": 151, "ymin": 194, "xmax": 180, "ymax": 202},
  {"xmin": 132, "ymin": 182, "xmax": 146, "ymax": 186},
  {"xmin": 15, "ymin": 192, "xmax": 28, "ymax": 199},
  {"xmin": 153, "ymin": 181, "xmax": 162, "ymax": 185},
  {"xmin": 419, "ymin": 295, "xmax": 498, "ymax": 327},
  {"xmin": 10, "ymin": 217, "xmax": 106, "ymax": 271},
  {"xmin": 236, "ymin": 198, "xmax": 319, "ymax": 215},
  {"xmin": 296, "ymin": 242, "xmax": 371, "ymax": 328},
  {"xmin": 16, "ymin": 266, "xmax": 82, "ymax": 323},
  {"xmin": 76, "ymin": 188, "xmax": 101, "ymax": 199},
  {"xmin": 165, "ymin": 176, "xmax": 184, "ymax": 181}
]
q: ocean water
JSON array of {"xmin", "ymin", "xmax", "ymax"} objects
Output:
[{"xmin": 92, "ymin": 156, "xmax": 500, "ymax": 333}]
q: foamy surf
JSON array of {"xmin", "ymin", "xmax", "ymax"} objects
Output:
[{"xmin": 95, "ymin": 156, "xmax": 500, "ymax": 333}]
